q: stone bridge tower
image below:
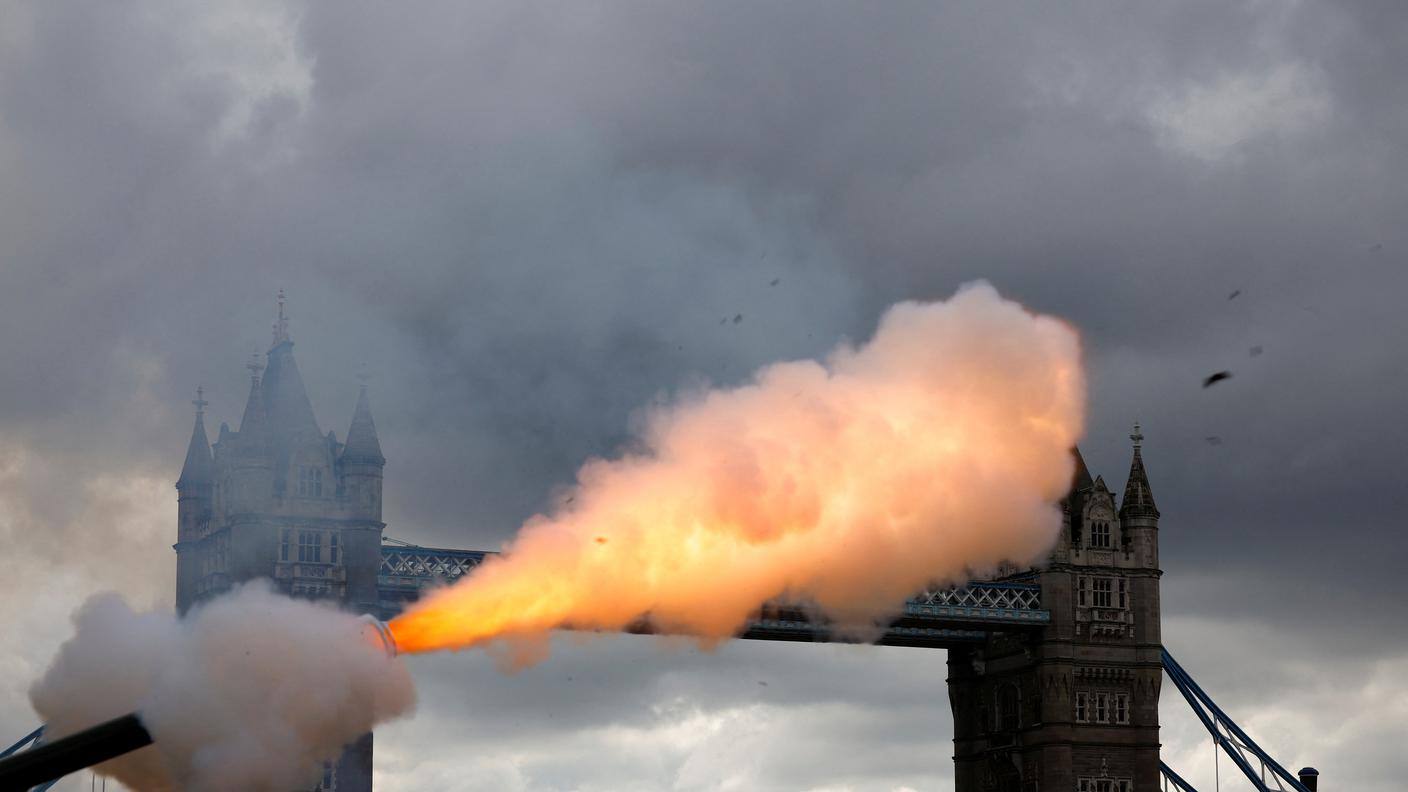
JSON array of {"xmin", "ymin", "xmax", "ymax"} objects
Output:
[
  {"xmin": 174, "ymin": 297, "xmax": 386, "ymax": 791},
  {"xmin": 947, "ymin": 427, "xmax": 1162, "ymax": 792}
]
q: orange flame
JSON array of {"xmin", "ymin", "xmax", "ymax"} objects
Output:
[{"xmin": 388, "ymin": 283, "xmax": 1084, "ymax": 664}]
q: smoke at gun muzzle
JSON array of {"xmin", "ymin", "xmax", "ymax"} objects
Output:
[
  {"xmin": 26, "ymin": 585, "xmax": 416, "ymax": 791},
  {"xmin": 2, "ymin": 616, "xmax": 399, "ymax": 789}
]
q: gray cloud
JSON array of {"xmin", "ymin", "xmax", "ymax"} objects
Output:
[{"xmin": 1, "ymin": 0, "xmax": 1405, "ymax": 788}]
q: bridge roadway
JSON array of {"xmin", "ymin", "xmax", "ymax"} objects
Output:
[{"xmin": 376, "ymin": 544, "xmax": 1050, "ymax": 649}]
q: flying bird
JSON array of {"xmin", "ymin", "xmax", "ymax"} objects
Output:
[
  {"xmin": 1202, "ymin": 371, "xmax": 1232, "ymax": 388},
  {"xmin": 1227, "ymin": 289, "xmax": 1241, "ymax": 300},
  {"xmin": 1205, "ymin": 436, "xmax": 1223, "ymax": 446},
  {"xmin": 1248, "ymin": 345, "xmax": 1263, "ymax": 357},
  {"xmin": 769, "ymin": 278, "xmax": 780, "ymax": 286},
  {"xmin": 733, "ymin": 313, "xmax": 743, "ymax": 324}
]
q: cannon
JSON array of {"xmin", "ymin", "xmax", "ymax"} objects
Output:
[{"xmin": 0, "ymin": 616, "xmax": 397, "ymax": 790}]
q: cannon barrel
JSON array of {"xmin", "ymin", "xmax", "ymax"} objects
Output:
[
  {"xmin": 0, "ymin": 713, "xmax": 152, "ymax": 790},
  {"xmin": 360, "ymin": 614, "xmax": 398, "ymax": 657}
]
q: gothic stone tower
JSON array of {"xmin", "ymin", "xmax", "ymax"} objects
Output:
[
  {"xmin": 174, "ymin": 299, "xmax": 386, "ymax": 791},
  {"xmin": 948, "ymin": 427, "xmax": 1162, "ymax": 792}
]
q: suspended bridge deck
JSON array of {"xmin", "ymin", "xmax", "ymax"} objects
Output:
[{"xmin": 376, "ymin": 544, "xmax": 1049, "ymax": 649}]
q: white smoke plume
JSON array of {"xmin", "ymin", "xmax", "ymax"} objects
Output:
[
  {"xmin": 29, "ymin": 583, "xmax": 415, "ymax": 791},
  {"xmin": 390, "ymin": 282, "xmax": 1085, "ymax": 664}
]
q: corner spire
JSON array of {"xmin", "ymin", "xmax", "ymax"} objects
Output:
[
  {"xmin": 238, "ymin": 353, "xmax": 267, "ymax": 450},
  {"xmin": 1120, "ymin": 421, "xmax": 1159, "ymax": 521},
  {"xmin": 341, "ymin": 378, "xmax": 385, "ymax": 466},
  {"xmin": 1070, "ymin": 445, "xmax": 1094, "ymax": 493},
  {"xmin": 177, "ymin": 386, "xmax": 214, "ymax": 490}
]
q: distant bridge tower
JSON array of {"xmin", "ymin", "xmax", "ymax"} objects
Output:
[
  {"xmin": 947, "ymin": 428, "xmax": 1162, "ymax": 791},
  {"xmin": 173, "ymin": 296, "xmax": 385, "ymax": 791}
]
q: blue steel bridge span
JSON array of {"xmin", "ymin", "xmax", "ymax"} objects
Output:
[{"xmin": 376, "ymin": 544, "xmax": 1050, "ymax": 648}]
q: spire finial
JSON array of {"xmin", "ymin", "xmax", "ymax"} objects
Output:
[
  {"xmin": 1130, "ymin": 421, "xmax": 1144, "ymax": 451},
  {"xmin": 192, "ymin": 386, "xmax": 208, "ymax": 416},
  {"xmin": 272, "ymin": 289, "xmax": 290, "ymax": 345},
  {"xmin": 356, "ymin": 364, "xmax": 370, "ymax": 392},
  {"xmin": 246, "ymin": 351, "xmax": 265, "ymax": 383}
]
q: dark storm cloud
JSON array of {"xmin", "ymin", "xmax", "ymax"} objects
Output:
[{"xmin": 2, "ymin": 0, "xmax": 1406, "ymax": 789}]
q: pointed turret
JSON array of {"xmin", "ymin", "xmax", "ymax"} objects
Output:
[
  {"xmin": 1119, "ymin": 422, "xmax": 1160, "ymax": 571},
  {"xmin": 1119, "ymin": 422, "xmax": 1159, "ymax": 521},
  {"xmin": 254, "ymin": 293, "xmax": 339, "ymax": 503},
  {"xmin": 262, "ymin": 341, "xmax": 321, "ymax": 440},
  {"xmin": 176, "ymin": 387, "xmax": 213, "ymax": 491},
  {"xmin": 341, "ymin": 383, "xmax": 385, "ymax": 466},
  {"xmin": 1062, "ymin": 446, "xmax": 1096, "ymax": 552},
  {"xmin": 225, "ymin": 356, "xmax": 273, "ymax": 515},
  {"xmin": 175, "ymin": 387, "xmax": 214, "ymax": 615},
  {"xmin": 339, "ymin": 378, "xmax": 385, "ymax": 521},
  {"xmin": 237, "ymin": 354, "xmax": 267, "ymax": 454},
  {"xmin": 1071, "ymin": 446, "xmax": 1094, "ymax": 493},
  {"xmin": 260, "ymin": 289, "xmax": 320, "ymax": 440}
]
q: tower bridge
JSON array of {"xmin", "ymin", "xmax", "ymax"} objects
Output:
[
  {"xmin": 156, "ymin": 311, "xmax": 1307, "ymax": 791},
  {"xmin": 4, "ymin": 308, "xmax": 1318, "ymax": 792}
]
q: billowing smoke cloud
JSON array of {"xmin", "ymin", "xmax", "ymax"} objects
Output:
[
  {"xmin": 390, "ymin": 283, "xmax": 1084, "ymax": 664},
  {"xmin": 29, "ymin": 583, "xmax": 415, "ymax": 791},
  {"xmin": 23, "ymin": 283, "xmax": 1080, "ymax": 788}
]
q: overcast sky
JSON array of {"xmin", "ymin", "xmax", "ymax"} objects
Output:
[{"xmin": 1, "ymin": 1, "xmax": 1405, "ymax": 790}]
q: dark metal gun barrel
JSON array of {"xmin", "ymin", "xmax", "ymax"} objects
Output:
[{"xmin": 0, "ymin": 713, "xmax": 152, "ymax": 790}]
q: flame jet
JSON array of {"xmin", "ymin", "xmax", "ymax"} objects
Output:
[{"xmin": 389, "ymin": 282, "xmax": 1085, "ymax": 663}]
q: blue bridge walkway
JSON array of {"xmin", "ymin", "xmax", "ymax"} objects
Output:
[{"xmin": 376, "ymin": 544, "xmax": 1049, "ymax": 647}]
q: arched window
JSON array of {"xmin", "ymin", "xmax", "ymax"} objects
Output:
[
  {"xmin": 298, "ymin": 466, "xmax": 324, "ymax": 497},
  {"xmin": 298, "ymin": 530, "xmax": 322, "ymax": 563},
  {"xmin": 1090, "ymin": 520, "xmax": 1111, "ymax": 548}
]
